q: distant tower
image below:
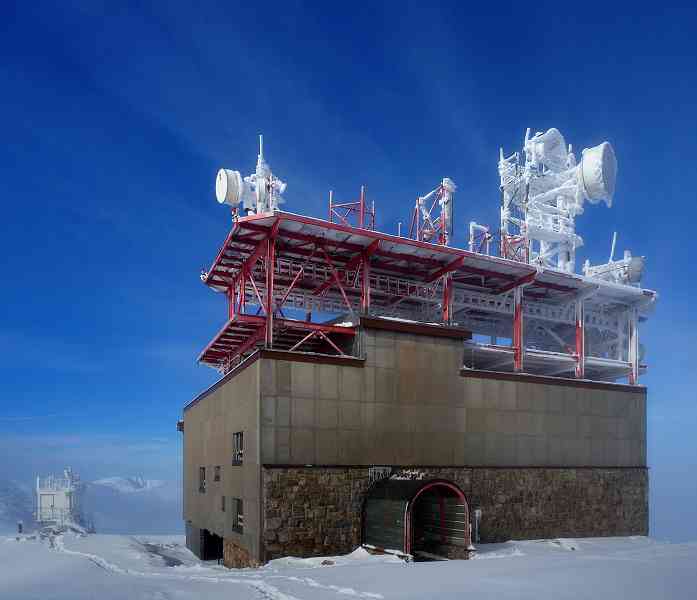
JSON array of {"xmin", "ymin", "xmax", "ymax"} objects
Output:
[{"xmin": 35, "ymin": 467, "xmax": 84, "ymax": 528}]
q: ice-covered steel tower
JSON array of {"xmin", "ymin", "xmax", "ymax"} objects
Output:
[{"xmin": 35, "ymin": 467, "xmax": 84, "ymax": 528}]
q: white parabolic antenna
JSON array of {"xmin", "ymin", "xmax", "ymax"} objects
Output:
[
  {"xmin": 528, "ymin": 127, "xmax": 568, "ymax": 172},
  {"xmin": 580, "ymin": 141, "xmax": 617, "ymax": 206},
  {"xmin": 216, "ymin": 169, "xmax": 244, "ymax": 206},
  {"xmin": 214, "ymin": 136, "xmax": 287, "ymax": 213}
]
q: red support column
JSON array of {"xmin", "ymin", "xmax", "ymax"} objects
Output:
[
  {"xmin": 575, "ymin": 299, "xmax": 585, "ymax": 379},
  {"xmin": 228, "ymin": 285, "xmax": 234, "ymax": 320},
  {"xmin": 442, "ymin": 274, "xmax": 453, "ymax": 323},
  {"xmin": 513, "ymin": 286, "xmax": 523, "ymax": 372},
  {"xmin": 360, "ymin": 252, "xmax": 371, "ymax": 314},
  {"xmin": 628, "ymin": 307, "xmax": 639, "ymax": 385},
  {"xmin": 265, "ymin": 237, "xmax": 276, "ymax": 347},
  {"xmin": 238, "ymin": 270, "xmax": 246, "ymax": 314}
]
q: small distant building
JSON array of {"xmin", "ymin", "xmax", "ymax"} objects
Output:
[{"xmin": 35, "ymin": 467, "xmax": 84, "ymax": 528}]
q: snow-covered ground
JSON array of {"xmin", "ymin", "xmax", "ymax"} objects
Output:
[{"xmin": 1, "ymin": 533, "xmax": 695, "ymax": 599}]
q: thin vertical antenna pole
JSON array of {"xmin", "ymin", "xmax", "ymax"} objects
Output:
[
  {"xmin": 259, "ymin": 134, "xmax": 264, "ymax": 160},
  {"xmin": 328, "ymin": 190, "xmax": 333, "ymax": 222},
  {"xmin": 359, "ymin": 186, "xmax": 365, "ymax": 228},
  {"xmin": 610, "ymin": 231, "xmax": 617, "ymax": 262}
]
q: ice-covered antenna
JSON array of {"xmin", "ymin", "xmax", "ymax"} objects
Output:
[
  {"xmin": 408, "ymin": 178, "xmax": 456, "ymax": 245},
  {"xmin": 609, "ymin": 231, "xmax": 617, "ymax": 262},
  {"xmin": 215, "ymin": 135, "xmax": 287, "ymax": 216},
  {"xmin": 499, "ymin": 127, "xmax": 617, "ymax": 274}
]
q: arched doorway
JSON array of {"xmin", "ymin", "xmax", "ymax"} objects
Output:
[
  {"xmin": 363, "ymin": 478, "xmax": 471, "ymax": 560},
  {"xmin": 407, "ymin": 480, "xmax": 469, "ymax": 559}
]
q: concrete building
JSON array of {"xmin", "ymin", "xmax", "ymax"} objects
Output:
[
  {"xmin": 181, "ymin": 137, "xmax": 653, "ymax": 566},
  {"xmin": 182, "ymin": 318, "xmax": 647, "ymax": 566}
]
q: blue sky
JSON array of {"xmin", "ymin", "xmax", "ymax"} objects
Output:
[{"xmin": 1, "ymin": 2, "xmax": 696, "ymax": 540}]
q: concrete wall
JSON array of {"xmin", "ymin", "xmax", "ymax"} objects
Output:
[
  {"xmin": 183, "ymin": 360, "xmax": 261, "ymax": 560},
  {"xmin": 259, "ymin": 328, "xmax": 646, "ymax": 468}
]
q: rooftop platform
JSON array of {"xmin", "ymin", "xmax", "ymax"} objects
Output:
[{"xmin": 198, "ymin": 211, "xmax": 656, "ymax": 384}]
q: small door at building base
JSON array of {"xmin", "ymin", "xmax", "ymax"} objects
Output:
[
  {"xmin": 200, "ymin": 528, "xmax": 223, "ymax": 561},
  {"xmin": 410, "ymin": 484, "xmax": 470, "ymax": 560}
]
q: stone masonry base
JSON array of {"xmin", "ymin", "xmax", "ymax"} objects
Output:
[
  {"xmin": 224, "ymin": 538, "xmax": 261, "ymax": 569},
  {"xmin": 261, "ymin": 466, "xmax": 648, "ymax": 561}
]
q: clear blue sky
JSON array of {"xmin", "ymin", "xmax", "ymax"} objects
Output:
[{"xmin": 1, "ymin": 2, "xmax": 696, "ymax": 540}]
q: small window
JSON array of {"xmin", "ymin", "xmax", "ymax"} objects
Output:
[
  {"xmin": 214, "ymin": 466, "xmax": 221, "ymax": 482},
  {"xmin": 199, "ymin": 467, "xmax": 206, "ymax": 493},
  {"xmin": 221, "ymin": 495, "xmax": 226, "ymax": 512},
  {"xmin": 232, "ymin": 432, "xmax": 244, "ymax": 465},
  {"xmin": 232, "ymin": 498, "xmax": 243, "ymax": 533}
]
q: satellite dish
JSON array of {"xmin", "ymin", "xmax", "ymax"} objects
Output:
[
  {"xmin": 626, "ymin": 255, "xmax": 645, "ymax": 284},
  {"xmin": 579, "ymin": 142, "xmax": 617, "ymax": 207},
  {"xmin": 215, "ymin": 169, "xmax": 244, "ymax": 206},
  {"xmin": 528, "ymin": 128, "xmax": 568, "ymax": 172}
]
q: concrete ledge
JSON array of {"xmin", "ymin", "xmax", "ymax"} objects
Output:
[
  {"xmin": 361, "ymin": 316, "xmax": 472, "ymax": 339},
  {"xmin": 184, "ymin": 351, "xmax": 262, "ymax": 412},
  {"xmin": 262, "ymin": 464, "xmax": 649, "ymax": 470},
  {"xmin": 460, "ymin": 368, "xmax": 647, "ymax": 394},
  {"xmin": 259, "ymin": 349, "xmax": 365, "ymax": 367},
  {"xmin": 184, "ymin": 349, "xmax": 365, "ymax": 413}
]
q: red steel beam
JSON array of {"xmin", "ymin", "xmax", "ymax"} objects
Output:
[
  {"xmin": 427, "ymin": 256, "xmax": 465, "ymax": 283},
  {"xmin": 495, "ymin": 272, "xmax": 537, "ymax": 295}
]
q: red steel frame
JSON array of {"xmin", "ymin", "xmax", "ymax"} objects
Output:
[
  {"xmin": 329, "ymin": 186, "xmax": 375, "ymax": 230},
  {"xmin": 200, "ymin": 211, "xmax": 602, "ymax": 379}
]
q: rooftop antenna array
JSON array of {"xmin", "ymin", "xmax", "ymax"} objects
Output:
[
  {"xmin": 583, "ymin": 231, "xmax": 645, "ymax": 286},
  {"xmin": 498, "ymin": 128, "xmax": 617, "ymax": 274},
  {"xmin": 215, "ymin": 134, "xmax": 287, "ymax": 217},
  {"xmin": 408, "ymin": 178, "xmax": 457, "ymax": 245}
]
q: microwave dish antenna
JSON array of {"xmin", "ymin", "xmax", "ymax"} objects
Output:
[
  {"xmin": 214, "ymin": 135, "xmax": 287, "ymax": 216},
  {"xmin": 499, "ymin": 127, "xmax": 617, "ymax": 274}
]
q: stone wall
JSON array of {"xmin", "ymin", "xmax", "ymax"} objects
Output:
[
  {"xmin": 261, "ymin": 467, "xmax": 372, "ymax": 561},
  {"xmin": 261, "ymin": 466, "xmax": 648, "ymax": 560},
  {"xmin": 224, "ymin": 538, "xmax": 261, "ymax": 569}
]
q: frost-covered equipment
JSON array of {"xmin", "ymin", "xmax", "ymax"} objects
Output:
[
  {"xmin": 583, "ymin": 233, "xmax": 646, "ymax": 286},
  {"xmin": 215, "ymin": 135, "xmax": 287, "ymax": 216},
  {"xmin": 202, "ymin": 131, "xmax": 656, "ymax": 385},
  {"xmin": 469, "ymin": 222, "xmax": 492, "ymax": 254},
  {"xmin": 35, "ymin": 467, "xmax": 84, "ymax": 528},
  {"xmin": 408, "ymin": 178, "xmax": 456, "ymax": 245},
  {"xmin": 499, "ymin": 128, "xmax": 617, "ymax": 274}
]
